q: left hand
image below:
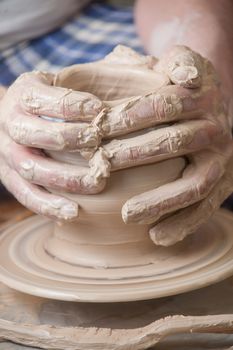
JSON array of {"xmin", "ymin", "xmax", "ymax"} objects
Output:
[{"xmin": 95, "ymin": 45, "xmax": 232, "ymax": 246}]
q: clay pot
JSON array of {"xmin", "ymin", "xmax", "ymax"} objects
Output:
[{"xmin": 45, "ymin": 58, "xmax": 185, "ymax": 269}]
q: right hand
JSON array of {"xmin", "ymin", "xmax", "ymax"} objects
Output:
[
  {"xmin": 0, "ymin": 71, "xmax": 105, "ymax": 220},
  {"xmin": 94, "ymin": 45, "xmax": 233, "ymax": 246}
]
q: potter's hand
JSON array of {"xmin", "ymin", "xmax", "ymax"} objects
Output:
[
  {"xmin": 100, "ymin": 45, "xmax": 230, "ymax": 140},
  {"xmin": 0, "ymin": 72, "xmax": 105, "ymax": 220},
  {"xmin": 148, "ymin": 145, "xmax": 233, "ymax": 246},
  {"xmin": 122, "ymin": 144, "xmax": 233, "ymax": 246},
  {"xmin": 100, "ymin": 46, "xmax": 232, "ymax": 245}
]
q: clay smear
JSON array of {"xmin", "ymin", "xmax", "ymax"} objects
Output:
[{"xmin": 0, "ymin": 315, "xmax": 233, "ymax": 350}]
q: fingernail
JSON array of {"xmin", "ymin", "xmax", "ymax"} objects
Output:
[
  {"xmin": 60, "ymin": 203, "xmax": 78, "ymax": 219},
  {"xmin": 121, "ymin": 202, "xmax": 149, "ymax": 224},
  {"xmin": 149, "ymin": 226, "xmax": 178, "ymax": 247},
  {"xmin": 121, "ymin": 203, "xmax": 131, "ymax": 224},
  {"xmin": 172, "ymin": 66, "xmax": 200, "ymax": 87},
  {"xmin": 19, "ymin": 159, "xmax": 35, "ymax": 180}
]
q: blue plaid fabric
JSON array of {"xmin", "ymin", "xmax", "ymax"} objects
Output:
[{"xmin": 0, "ymin": 1, "xmax": 143, "ymax": 86}]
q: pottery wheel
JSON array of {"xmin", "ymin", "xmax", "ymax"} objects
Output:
[
  {"xmin": 0, "ymin": 209, "xmax": 233, "ymax": 302},
  {"xmin": 1, "ymin": 277, "xmax": 233, "ymax": 349}
]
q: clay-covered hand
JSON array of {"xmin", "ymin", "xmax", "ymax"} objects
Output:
[
  {"xmin": 99, "ymin": 45, "xmax": 232, "ymax": 246},
  {"xmin": 0, "ymin": 72, "xmax": 105, "ymax": 220},
  {"xmin": 148, "ymin": 145, "xmax": 233, "ymax": 246}
]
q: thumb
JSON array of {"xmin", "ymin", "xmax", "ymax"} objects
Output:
[{"xmin": 155, "ymin": 45, "xmax": 204, "ymax": 88}]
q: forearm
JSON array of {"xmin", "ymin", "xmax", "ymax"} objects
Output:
[
  {"xmin": 0, "ymin": 86, "xmax": 7, "ymax": 99},
  {"xmin": 135, "ymin": 0, "xmax": 233, "ymax": 100}
]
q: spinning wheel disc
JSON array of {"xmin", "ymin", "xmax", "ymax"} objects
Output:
[{"xmin": 0, "ymin": 210, "xmax": 233, "ymax": 302}]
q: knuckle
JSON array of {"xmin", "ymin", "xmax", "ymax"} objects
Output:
[
  {"xmin": 12, "ymin": 73, "xmax": 37, "ymax": 95},
  {"xmin": 15, "ymin": 72, "xmax": 32, "ymax": 84},
  {"xmin": 19, "ymin": 159, "xmax": 35, "ymax": 181},
  {"xmin": 153, "ymin": 94, "xmax": 182, "ymax": 121},
  {"xmin": 34, "ymin": 71, "xmax": 54, "ymax": 84},
  {"xmin": 59, "ymin": 91, "xmax": 77, "ymax": 118},
  {"xmin": 8, "ymin": 143, "xmax": 35, "ymax": 181},
  {"xmin": 195, "ymin": 162, "xmax": 221, "ymax": 199},
  {"xmin": 20, "ymin": 87, "xmax": 41, "ymax": 114},
  {"xmin": 195, "ymin": 180, "xmax": 209, "ymax": 199},
  {"xmin": 8, "ymin": 119, "xmax": 28, "ymax": 144},
  {"xmin": 164, "ymin": 128, "xmax": 186, "ymax": 154},
  {"xmin": 15, "ymin": 71, "xmax": 49, "ymax": 85}
]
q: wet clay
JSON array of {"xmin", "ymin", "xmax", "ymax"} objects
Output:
[
  {"xmin": 1, "ymin": 210, "xmax": 233, "ymax": 302},
  {"xmin": 44, "ymin": 46, "xmax": 187, "ymax": 270},
  {"xmin": 1, "ymin": 205, "xmax": 233, "ymax": 349},
  {"xmin": 46, "ymin": 157, "xmax": 185, "ymax": 268}
]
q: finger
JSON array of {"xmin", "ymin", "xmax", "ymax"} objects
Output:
[
  {"xmin": 0, "ymin": 161, "xmax": 78, "ymax": 221},
  {"xmin": 149, "ymin": 160, "xmax": 233, "ymax": 246},
  {"xmin": 122, "ymin": 150, "xmax": 225, "ymax": 225},
  {"xmin": 102, "ymin": 84, "xmax": 219, "ymax": 138},
  {"xmin": 8, "ymin": 143, "xmax": 107, "ymax": 194},
  {"xmin": 155, "ymin": 45, "xmax": 204, "ymax": 88},
  {"xmin": 103, "ymin": 119, "xmax": 225, "ymax": 171},
  {"xmin": 13, "ymin": 71, "xmax": 103, "ymax": 121},
  {"xmin": 7, "ymin": 113, "xmax": 101, "ymax": 150}
]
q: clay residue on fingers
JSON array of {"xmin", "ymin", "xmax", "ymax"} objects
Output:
[
  {"xmin": 8, "ymin": 115, "xmax": 101, "ymax": 151},
  {"xmin": 100, "ymin": 93, "xmax": 183, "ymax": 138},
  {"xmin": 122, "ymin": 150, "xmax": 225, "ymax": 225},
  {"xmin": 100, "ymin": 119, "xmax": 223, "ymax": 171},
  {"xmin": 155, "ymin": 45, "xmax": 204, "ymax": 88},
  {"xmin": 150, "ymin": 150, "xmax": 233, "ymax": 246},
  {"xmin": 89, "ymin": 147, "xmax": 111, "ymax": 185}
]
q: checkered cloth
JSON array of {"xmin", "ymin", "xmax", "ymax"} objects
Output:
[{"xmin": 0, "ymin": 1, "xmax": 143, "ymax": 86}]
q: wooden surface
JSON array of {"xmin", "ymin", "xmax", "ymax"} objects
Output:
[
  {"xmin": 0, "ymin": 200, "xmax": 233, "ymax": 349},
  {"xmin": 0, "ymin": 199, "xmax": 32, "ymax": 232}
]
